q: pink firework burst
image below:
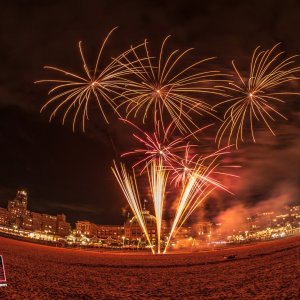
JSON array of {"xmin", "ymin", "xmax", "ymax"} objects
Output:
[{"xmin": 120, "ymin": 118, "xmax": 212, "ymax": 173}]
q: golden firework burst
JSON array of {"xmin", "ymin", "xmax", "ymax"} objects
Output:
[
  {"xmin": 215, "ymin": 43, "xmax": 300, "ymax": 148},
  {"xmin": 37, "ymin": 28, "xmax": 137, "ymax": 131},
  {"xmin": 115, "ymin": 36, "xmax": 227, "ymax": 133}
]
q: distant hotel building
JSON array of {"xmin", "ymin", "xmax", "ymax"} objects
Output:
[
  {"xmin": 124, "ymin": 209, "xmax": 163, "ymax": 242},
  {"xmin": 76, "ymin": 221, "xmax": 124, "ymax": 241},
  {"xmin": 76, "ymin": 209, "xmax": 167, "ymax": 244},
  {"xmin": 76, "ymin": 220, "xmax": 98, "ymax": 237},
  {"xmin": 97, "ymin": 225, "xmax": 124, "ymax": 240},
  {"xmin": 0, "ymin": 190, "xmax": 71, "ymax": 237}
]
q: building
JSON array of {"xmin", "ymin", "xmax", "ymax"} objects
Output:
[
  {"xmin": 124, "ymin": 209, "xmax": 157, "ymax": 242},
  {"xmin": 7, "ymin": 190, "xmax": 28, "ymax": 228},
  {"xmin": 247, "ymin": 211, "xmax": 274, "ymax": 233},
  {"xmin": 97, "ymin": 225, "xmax": 124, "ymax": 241},
  {"xmin": 57, "ymin": 214, "xmax": 71, "ymax": 237},
  {"xmin": 22, "ymin": 211, "xmax": 34, "ymax": 230},
  {"xmin": 76, "ymin": 221, "xmax": 98, "ymax": 237},
  {"xmin": 75, "ymin": 222, "xmax": 124, "ymax": 244},
  {"xmin": 41, "ymin": 213, "xmax": 59, "ymax": 235},
  {"xmin": 27, "ymin": 212, "xmax": 71, "ymax": 236},
  {"xmin": 31, "ymin": 212, "xmax": 42, "ymax": 231},
  {"xmin": 1, "ymin": 190, "xmax": 71, "ymax": 237},
  {"xmin": 8, "ymin": 190, "xmax": 28, "ymax": 211},
  {"xmin": 0, "ymin": 208, "xmax": 9, "ymax": 226}
]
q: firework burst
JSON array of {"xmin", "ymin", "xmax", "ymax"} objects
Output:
[
  {"xmin": 37, "ymin": 28, "xmax": 137, "ymax": 131},
  {"xmin": 120, "ymin": 118, "xmax": 212, "ymax": 173},
  {"xmin": 215, "ymin": 43, "xmax": 300, "ymax": 148},
  {"xmin": 115, "ymin": 36, "xmax": 227, "ymax": 133}
]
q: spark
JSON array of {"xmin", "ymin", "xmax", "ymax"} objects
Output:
[
  {"xmin": 215, "ymin": 43, "xmax": 300, "ymax": 148},
  {"xmin": 115, "ymin": 36, "xmax": 228, "ymax": 133}
]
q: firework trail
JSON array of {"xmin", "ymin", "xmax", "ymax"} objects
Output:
[
  {"xmin": 164, "ymin": 173, "xmax": 214, "ymax": 254},
  {"xmin": 115, "ymin": 36, "xmax": 227, "ymax": 133},
  {"xmin": 215, "ymin": 43, "xmax": 300, "ymax": 148},
  {"xmin": 37, "ymin": 28, "xmax": 138, "ymax": 131},
  {"xmin": 148, "ymin": 159, "xmax": 168, "ymax": 254},
  {"xmin": 111, "ymin": 161, "xmax": 154, "ymax": 254},
  {"xmin": 164, "ymin": 154, "xmax": 233, "ymax": 254},
  {"xmin": 120, "ymin": 118, "xmax": 213, "ymax": 173}
]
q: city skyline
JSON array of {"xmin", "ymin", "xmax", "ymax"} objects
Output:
[{"xmin": 1, "ymin": 189, "xmax": 299, "ymax": 235}]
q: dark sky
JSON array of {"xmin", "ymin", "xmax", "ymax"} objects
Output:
[{"xmin": 0, "ymin": 0, "xmax": 299, "ymax": 225}]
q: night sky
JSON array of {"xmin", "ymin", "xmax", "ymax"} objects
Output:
[{"xmin": 0, "ymin": 0, "xmax": 299, "ymax": 225}]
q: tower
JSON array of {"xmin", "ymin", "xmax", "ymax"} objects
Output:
[
  {"xmin": 15, "ymin": 190, "xmax": 28, "ymax": 209},
  {"xmin": 7, "ymin": 190, "xmax": 28, "ymax": 228}
]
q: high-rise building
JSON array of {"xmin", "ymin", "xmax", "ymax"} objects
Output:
[
  {"xmin": 2, "ymin": 190, "xmax": 71, "ymax": 237},
  {"xmin": 7, "ymin": 190, "xmax": 28, "ymax": 228},
  {"xmin": 8, "ymin": 190, "xmax": 28, "ymax": 210}
]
